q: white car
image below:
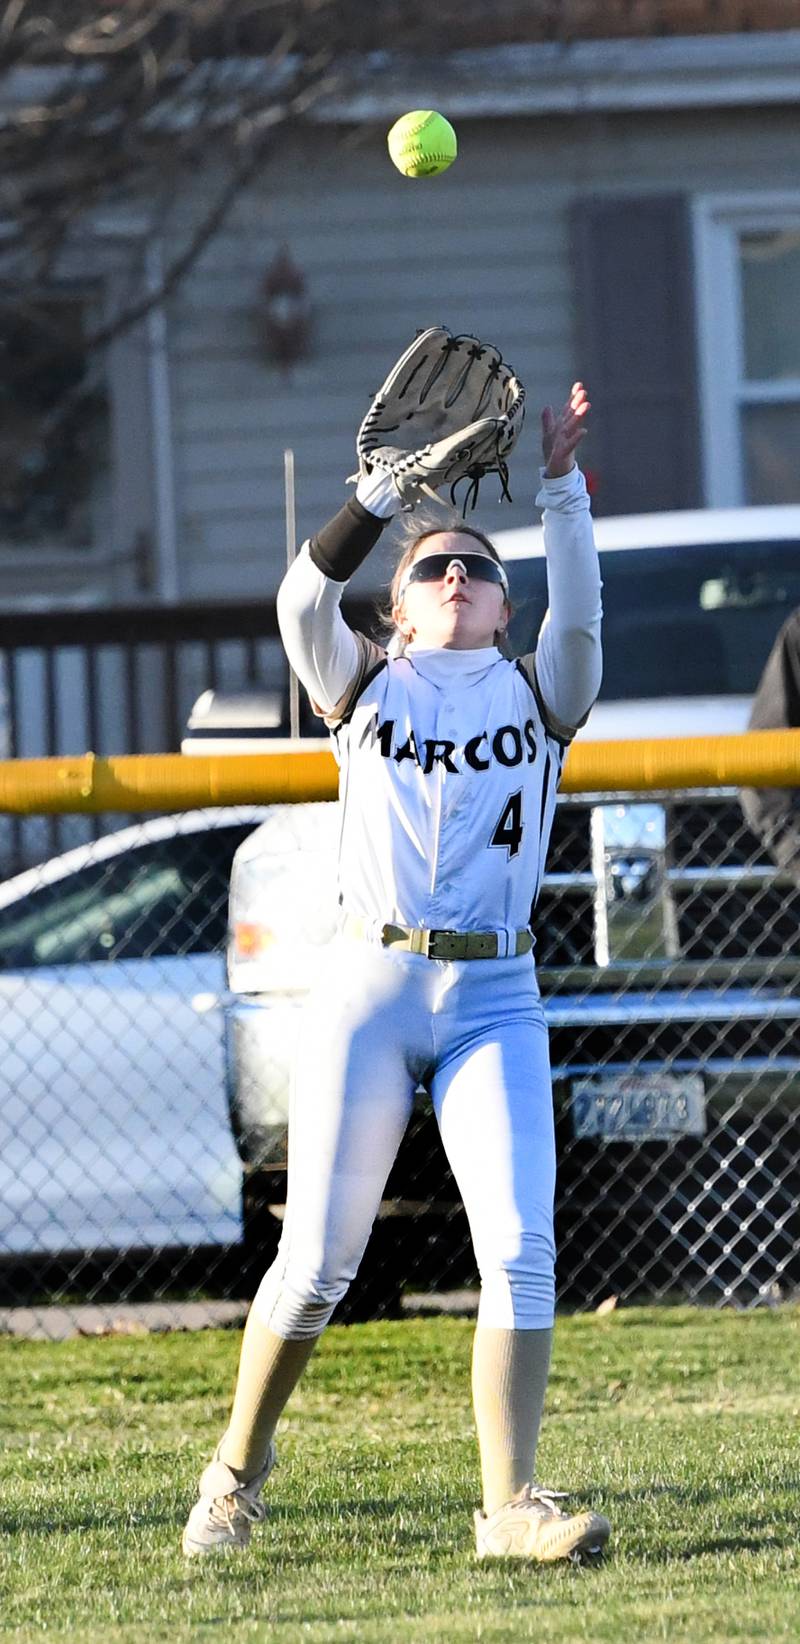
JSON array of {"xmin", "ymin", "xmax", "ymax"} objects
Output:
[
  {"xmin": 0, "ymin": 808, "xmax": 266, "ymax": 1257},
  {"xmin": 496, "ymin": 501, "xmax": 800, "ymax": 740}
]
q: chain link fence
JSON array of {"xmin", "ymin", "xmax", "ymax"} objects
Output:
[{"xmin": 1, "ymin": 785, "xmax": 798, "ymax": 1336}]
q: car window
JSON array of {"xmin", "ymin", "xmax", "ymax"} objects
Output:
[
  {"xmin": 507, "ymin": 540, "xmax": 800, "ymax": 700},
  {"xmin": 0, "ymin": 823, "xmax": 255, "ymax": 969}
]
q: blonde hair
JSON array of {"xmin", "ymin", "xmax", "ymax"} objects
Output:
[{"xmin": 380, "ymin": 508, "xmax": 512, "ymax": 655}]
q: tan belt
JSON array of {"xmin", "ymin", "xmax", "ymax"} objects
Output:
[{"xmin": 344, "ymin": 915, "xmax": 532, "ymax": 961}]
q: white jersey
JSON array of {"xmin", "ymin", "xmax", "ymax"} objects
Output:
[
  {"xmin": 277, "ymin": 464, "xmax": 603, "ymax": 947},
  {"xmin": 331, "ymin": 645, "xmax": 563, "ymax": 942}
]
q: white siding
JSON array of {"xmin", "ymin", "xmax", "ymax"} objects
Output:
[{"xmin": 166, "ymin": 105, "xmax": 800, "ymax": 601}]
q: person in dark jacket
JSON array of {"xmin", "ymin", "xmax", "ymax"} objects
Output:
[{"xmin": 740, "ymin": 605, "xmax": 800, "ymax": 879}]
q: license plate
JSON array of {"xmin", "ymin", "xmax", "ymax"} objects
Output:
[{"xmin": 571, "ymin": 1072, "xmax": 706, "ymax": 1142}]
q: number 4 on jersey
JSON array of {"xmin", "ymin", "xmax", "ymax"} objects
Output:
[{"xmin": 490, "ymin": 791, "xmax": 524, "ymax": 858}]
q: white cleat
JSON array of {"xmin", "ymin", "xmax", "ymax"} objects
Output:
[
  {"xmin": 181, "ymin": 1439, "xmax": 277, "ymax": 1558},
  {"xmin": 475, "ymin": 1484, "xmax": 611, "ymax": 1564}
]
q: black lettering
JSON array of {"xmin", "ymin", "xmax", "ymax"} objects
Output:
[
  {"xmin": 377, "ymin": 719, "xmax": 395, "ymax": 758},
  {"xmin": 492, "ymin": 724, "xmax": 523, "ymax": 767},
  {"xmin": 523, "ymin": 719, "xmax": 538, "ymax": 764},
  {"xmin": 394, "ymin": 731, "xmax": 421, "ymax": 766},
  {"xmin": 423, "ymin": 739, "xmax": 458, "ymax": 775},
  {"xmin": 464, "ymin": 732, "xmax": 491, "ymax": 771},
  {"xmin": 490, "ymin": 791, "xmax": 524, "ymax": 858}
]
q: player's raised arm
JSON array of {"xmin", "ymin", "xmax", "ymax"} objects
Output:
[
  {"xmin": 276, "ymin": 472, "xmax": 395, "ymax": 718},
  {"xmin": 531, "ymin": 382, "xmax": 603, "ymax": 738}
]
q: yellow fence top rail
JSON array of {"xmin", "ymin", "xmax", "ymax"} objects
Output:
[{"xmin": 0, "ymin": 730, "xmax": 798, "ymax": 814}]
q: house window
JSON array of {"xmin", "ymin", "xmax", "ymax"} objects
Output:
[
  {"xmin": 0, "ymin": 292, "xmax": 110, "ymax": 550},
  {"xmin": 695, "ymin": 199, "xmax": 800, "ymax": 509},
  {"xmin": 739, "ymin": 231, "xmax": 800, "ymax": 506}
]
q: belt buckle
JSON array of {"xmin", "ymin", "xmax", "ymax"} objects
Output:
[{"xmin": 428, "ymin": 928, "xmax": 460, "ymax": 960}]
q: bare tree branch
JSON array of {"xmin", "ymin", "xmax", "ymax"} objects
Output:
[
  {"xmin": 0, "ymin": 5, "xmax": 346, "ymax": 343},
  {"xmin": 0, "ymin": 0, "xmax": 789, "ymax": 400}
]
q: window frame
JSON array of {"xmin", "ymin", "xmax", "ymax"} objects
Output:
[
  {"xmin": 0, "ymin": 223, "xmax": 175, "ymax": 602},
  {"xmin": 693, "ymin": 191, "xmax": 800, "ymax": 508}
]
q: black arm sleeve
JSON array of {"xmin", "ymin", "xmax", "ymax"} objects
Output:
[{"xmin": 308, "ymin": 498, "xmax": 388, "ymax": 583}]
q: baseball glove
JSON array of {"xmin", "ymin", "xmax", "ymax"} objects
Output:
[{"xmin": 351, "ymin": 325, "xmax": 526, "ymax": 511}]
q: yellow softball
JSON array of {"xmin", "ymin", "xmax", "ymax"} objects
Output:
[{"xmin": 387, "ymin": 110, "xmax": 457, "ymax": 179}]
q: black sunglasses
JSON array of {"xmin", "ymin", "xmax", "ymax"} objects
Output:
[{"xmin": 399, "ymin": 553, "xmax": 508, "ymax": 598}]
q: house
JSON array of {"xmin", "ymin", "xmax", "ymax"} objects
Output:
[{"xmin": 0, "ymin": 6, "xmax": 799, "ymax": 766}]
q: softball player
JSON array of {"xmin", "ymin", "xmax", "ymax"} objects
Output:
[{"xmin": 182, "ymin": 383, "xmax": 610, "ymax": 1564}]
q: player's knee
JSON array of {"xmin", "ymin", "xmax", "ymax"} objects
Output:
[
  {"xmin": 250, "ymin": 1257, "xmax": 353, "ymax": 1340},
  {"xmin": 476, "ymin": 1230, "xmax": 556, "ymax": 1330}
]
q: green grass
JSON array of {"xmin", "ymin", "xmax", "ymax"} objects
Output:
[{"xmin": 2, "ymin": 1307, "xmax": 799, "ymax": 1643}]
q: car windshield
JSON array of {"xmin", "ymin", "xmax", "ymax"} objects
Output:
[
  {"xmin": 0, "ymin": 823, "xmax": 253, "ymax": 969},
  {"xmin": 507, "ymin": 539, "xmax": 800, "ymax": 700}
]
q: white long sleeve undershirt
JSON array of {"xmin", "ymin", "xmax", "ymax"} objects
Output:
[
  {"xmin": 532, "ymin": 465, "xmax": 603, "ymax": 732},
  {"xmin": 276, "ymin": 465, "xmax": 603, "ymax": 732}
]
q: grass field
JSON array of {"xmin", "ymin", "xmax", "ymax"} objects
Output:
[{"xmin": 2, "ymin": 1306, "xmax": 799, "ymax": 1643}]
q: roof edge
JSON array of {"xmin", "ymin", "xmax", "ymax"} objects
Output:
[
  {"xmin": 318, "ymin": 31, "xmax": 800, "ymax": 120},
  {"xmin": 2, "ymin": 34, "xmax": 798, "ymax": 128}
]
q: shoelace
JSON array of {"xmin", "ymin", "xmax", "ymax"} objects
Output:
[
  {"xmin": 511, "ymin": 1486, "xmax": 570, "ymax": 1517},
  {"xmin": 218, "ymin": 1489, "xmax": 269, "ymax": 1534}
]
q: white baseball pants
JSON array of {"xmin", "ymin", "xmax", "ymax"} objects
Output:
[{"xmin": 251, "ymin": 938, "xmax": 556, "ymax": 1338}]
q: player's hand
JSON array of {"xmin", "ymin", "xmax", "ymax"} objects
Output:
[{"xmin": 541, "ymin": 382, "xmax": 590, "ymax": 478}]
